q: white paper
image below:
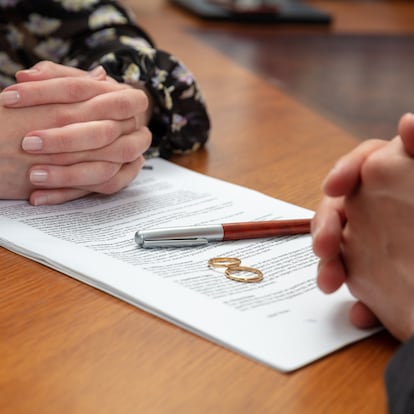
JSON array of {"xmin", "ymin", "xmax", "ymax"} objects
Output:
[{"xmin": 0, "ymin": 158, "xmax": 378, "ymax": 372}]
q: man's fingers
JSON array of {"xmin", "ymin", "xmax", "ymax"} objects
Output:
[
  {"xmin": 322, "ymin": 139, "xmax": 387, "ymax": 197},
  {"xmin": 312, "ymin": 196, "xmax": 345, "ymax": 259},
  {"xmin": 398, "ymin": 112, "xmax": 414, "ymax": 157},
  {"xmin": 349, "ymin": 301, "xmax": 381, "ymax": 330},
  {"xmin": 316, "ymin": 257, "xmax": 347, "ymax": 294}
]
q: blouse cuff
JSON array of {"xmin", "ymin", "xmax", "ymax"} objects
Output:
[{"xmin": 99, "ymin": 47, "xmax": 210, "ymax": 159}]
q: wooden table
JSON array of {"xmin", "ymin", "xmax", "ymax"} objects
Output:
[{"xmin": 2, "ymin": 1, "xmax": 409, "ymax": 413}]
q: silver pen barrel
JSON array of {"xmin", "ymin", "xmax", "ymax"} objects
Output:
[{"xmin": 135, "ymin": 224, "xmax": 224, "ymax": 248}]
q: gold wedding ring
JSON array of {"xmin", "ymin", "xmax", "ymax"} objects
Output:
[
  {"xmin": 224, "ymin": 266, "xmax": 263, "ymax": 283},
  {"xmin": 208, "ymin": 257, "xmax": 241, "ymax": 269},
  {"xmin": 208, "ymin": 257, "xmax": 263, "ymax": 283}
]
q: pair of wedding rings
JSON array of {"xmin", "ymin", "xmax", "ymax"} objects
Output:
[{"xmin": 207, "ymin": 257, "xmax": 263, "ymax": 283}]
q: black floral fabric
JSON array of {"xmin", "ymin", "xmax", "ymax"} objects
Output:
[{"xmin": 0, "ymin": 0, "xmax": 210, "ymax": 158}]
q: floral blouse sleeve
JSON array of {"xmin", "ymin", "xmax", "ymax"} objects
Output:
[{"xmin": 0, "ymin": 0, "xmax": 210, "ymax": 158}]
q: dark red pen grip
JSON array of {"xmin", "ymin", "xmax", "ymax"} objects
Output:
[{"xmin": 222, "ymin": 219, "xmax": 311, "ymax": 241}]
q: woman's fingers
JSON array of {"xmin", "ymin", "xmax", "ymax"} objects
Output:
[
  {"xmin": 2, "ymin": 87, "xmax": 149, "ymax": 130},
  {"xmin": 74, "ymin": 128, "xmax": 151, "ymax": 164},
  {"xmin": 30, "ymin": 188, "xmax": 91, "ymax": 206},
  {"xmin": 81, "ymin": 158, "xmax": 144, "ymax": 195},
  {"xmin": 29, "ymin": 158, "xmax": 144, "ymax": 205},
  {"xmin": 22, "ymin": 118, "xmax": 140, "ymax": 154},
  {"xmin": 29, "ymin": 161, "xmax": 122, "ymax": 189},
  {"xmin": 28, "ymin": 155, "xmax": 145, "ymax": 190},
  {"xmin": 25, "ymin": 126, "xmax": 151, "ymax": 166},
  {"xmin": 49, "ymin": 88, "xmax": 148, "ymax": 127},
  {"xmin": 1, "ymin": 76, "xmax": 130, "ymax": 107},
  {"xmin": 15, "ymin": 61, "xmax": 107, "ymax": 82}
]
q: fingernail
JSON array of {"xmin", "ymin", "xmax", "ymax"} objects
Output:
[
  {"xmin": 31, "ymin": 195, "xmax": 48, "ymax": 206},
  {"xmin": 323, "ymin": 160, "xmax": 342, "ymax": 187},
  {"xmin": 19, "ymin": 68, "xmax": 39, "ymax": 75},
  {"xmin": 22, "ymin": 136, "xmax": 43, "ymax": 151},
  {"xmin": 312, "ymin": 224, "xmax": 320, "ymax": 241},
  {"xmin": 88, "ymin": 65, "xmax": 105, "ymax": 78},
  {"xmin": 30, "ymin": 169, "xmax": 49, "ymax": 183},
  {"xmin": 0, "ymin": 90, "xmax": 20, "ymax": 105}
]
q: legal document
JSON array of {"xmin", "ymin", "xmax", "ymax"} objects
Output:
[{"xmin": 0, "ymin": 158, "xmax": 378, "ymax": 372}]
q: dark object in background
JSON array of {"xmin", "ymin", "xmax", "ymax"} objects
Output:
[{"xmin": 168, "ymin": 0, "xmax": 332, "ymax": 24}]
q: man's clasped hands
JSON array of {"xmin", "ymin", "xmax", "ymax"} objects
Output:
[
  {"xmin": 312, "ymin": 112, "xmax": 414, "ymax": 343},
  {"xmin": 0, "ymin": 61, "xmax": 152, "ymax": 206}
]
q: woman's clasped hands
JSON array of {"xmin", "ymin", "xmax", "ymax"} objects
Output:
[{"xmin": 0, "ymin": 61, "xmax": 152, "ymax": 205}]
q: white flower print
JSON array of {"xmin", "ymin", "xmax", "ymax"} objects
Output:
[
  {"xmin": 86, "ymin": 28, "xmax": 116, "ymax": 48},
  {"xmin": 122, "ymin": 63, "xmax": 141, "ymax": 84},
  {"xmin": 89, "ymin": 5, "xmax": 128, "ymax": 30},
  {"xmin": 0, "ymin": 52, "xmax": 23, "ymax": 75},
  {"xmin": 172, "ymin": 65, "xmax": 194, "ymax": 86},
  {"xmin": 163, "ymin": 85, "xmax": 174, "ymax": 110},
  {"xmin": 151, "ymin": 68, "xmax": 168, "ymax": 90},
  {"xmin": 171, "ymin": 113, "xmax": 187, "ymax": 132},
  {"xmin": 53, "ymin": 0, "xmax": 99, "ymax": 11},
  {"xmin": 180, "ymin": 84, "xmax": 195, "ymax": 100},
  {"xmin": 63, "ymin": 56, "xmax": 80, "ymax": 67},
  {"xmin": 25, "ymin": 14, "xmax": 61, "ymax": 36},
  {"xmin": 120, "ymin": 36, "xmax": 153, "ymax": 53},
  {"xmin": 34, "ymin": 38, "xmax": 70, "ymax": 61},
  {"xmin": 99, "ymin": 52, "xmax": 116, "ymax": 63},
  {"xmin": 6, "ymin": 24, "xmax": 23, "ymax": 49}
]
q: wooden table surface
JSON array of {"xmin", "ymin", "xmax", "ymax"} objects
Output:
[{"xmin": 2, "ymin": 1, "xmax": 410, "ymax": 413}]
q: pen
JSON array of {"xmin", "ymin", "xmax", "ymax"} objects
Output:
[{"xmin": 135, "ymin": 218, "xmax": 311, "ymax": 248}]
